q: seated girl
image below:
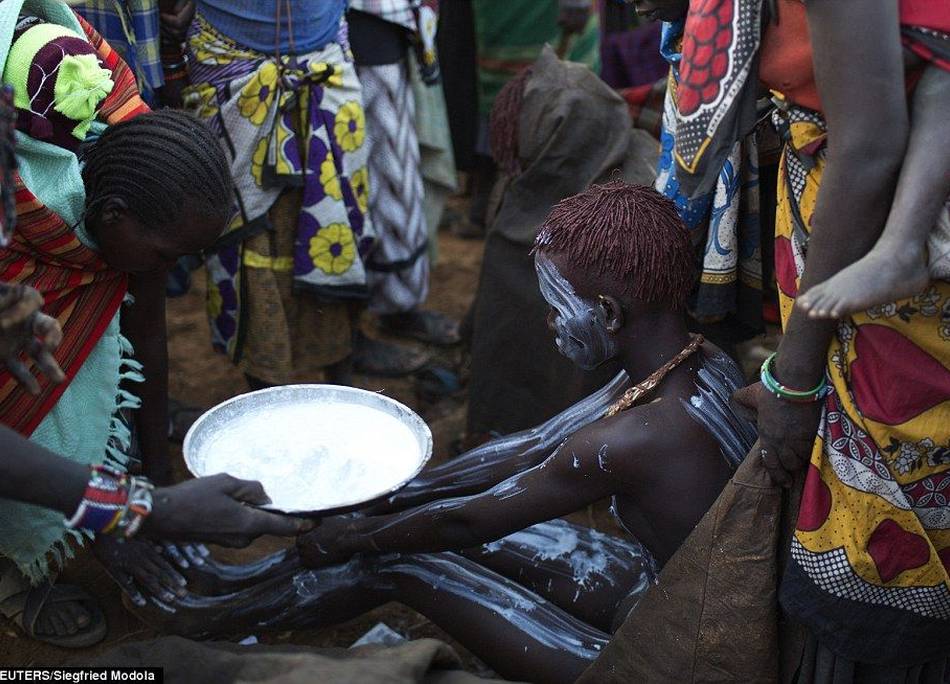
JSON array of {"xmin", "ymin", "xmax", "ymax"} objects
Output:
[
  {"xmin": 134, "ymin": 183, "xmax": 757, "ymax": 684},
  {"xmin": 0, "ymin": 0, "xmax": 231, "ymax": 647}
]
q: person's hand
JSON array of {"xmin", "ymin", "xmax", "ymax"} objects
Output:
[
  {"xmin": 558, "ymin": 4, "xmax": 591, "ymax": 36},
  {"xmin": 734, "ymin": 382, "xmax": 821, "ymax": 487},
  {"xmin": 93, "ymin": 535, "xmax": 188, "ymax": 606},
  {"xmin": 144, "ymin": 474, "xmax": 313, "ymax": 548},
  {"xmin": 0, "ymin": 283, "xmax": 65, "ymax": 394},
  {"xmin": 296, "ymin": 518, "xmax": 354, "ymax": 569},
  {"xmin": 160, "ymin": 0, "xmax": 195, "ymax": 43}
]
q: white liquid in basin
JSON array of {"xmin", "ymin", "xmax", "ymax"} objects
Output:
[{"xmin": 198, "ymin": 403, "xmax": 423, "ymax": 511}]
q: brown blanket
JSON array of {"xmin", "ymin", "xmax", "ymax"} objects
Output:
[
  {"xmin": 578, "ymin": 453, "xmax": 805, "ymax": 683},
  {"xmin": 80, "ymin": 637, "xmax": 510, "ymax": 684}
]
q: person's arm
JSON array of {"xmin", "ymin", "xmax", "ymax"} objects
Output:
[
  {"xmin": 374, "ymin": 371, "xmax": 630, "ymax": 512},
  {"xmin": 299, "ymin": 424, "xmax": 627, "ymax": 567},
  {"xmin": 0, "ymin": 425, "xmax": 88, "ymax": 515},
  {"xmin": 157, "ymin": 0, "xmax": 194, "ymax": 108},
  {"xmin": 755, "ymin": 0, "xmax": 908, "ymax": 484},
  {"xmin": 122, "ymin": 271, "xmax": 171, "ymax": 484},
  {"xmin": 0, "ymin": 425, "xmax": 309, "ymax": 545}
]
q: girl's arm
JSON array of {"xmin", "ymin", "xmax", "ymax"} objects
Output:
[
  {"xmin": 299, "ymin": 425, "xmax": 623, "ymax": 567},
  {"xmin": 123, "ymin": 271, "xmax": 171, "ymax": 484},
  {"xmin": 373, "ymin": 371, "xmax": 629, "ymax": 512},
  {"xmin": 0, "ymin": 426, "xmax": 89, "ymax": 515}
]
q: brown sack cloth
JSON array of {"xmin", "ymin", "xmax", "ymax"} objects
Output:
[
  {"xmin": 579, "ymin": 453, "xmax": 804, "ymax": 684},
  {"xmin": 78, "ymin": 636, "xmax": 512, "ymax": 684}
]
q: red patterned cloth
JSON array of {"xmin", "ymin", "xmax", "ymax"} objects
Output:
[{"xmin": 0, "ymin": 12, "xmax": 147, "ymax": 435}]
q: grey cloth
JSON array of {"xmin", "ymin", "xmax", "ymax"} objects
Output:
[
  {"xmin": 489, "ymin": 46, "xmax": 648, "ymax": 247},
  {"xmin": 467, "ymin": 48, "xmax": 660, "ymax": 436}
]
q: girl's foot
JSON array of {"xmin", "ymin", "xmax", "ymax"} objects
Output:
[
  {"xmin": 0, "ymin": 563, "xmax": 106, "ymax": 648},
  {"xmin": 799, "ymin": 245, "xmax": 931, "ymax": 319}
]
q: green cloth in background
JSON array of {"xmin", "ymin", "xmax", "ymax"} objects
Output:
[{"xmin": 473, "ymin": 0, "xmax": 600, "ymax": 114}]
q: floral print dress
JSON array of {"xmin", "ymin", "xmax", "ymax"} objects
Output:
[{"xmin": 183, "ymin": 14, "xmax": 375, "ymax": 363}]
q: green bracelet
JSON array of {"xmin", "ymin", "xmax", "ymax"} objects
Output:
[{"xmin": 760, "ymin": 353, "xmax": 827, "ymax": 403}]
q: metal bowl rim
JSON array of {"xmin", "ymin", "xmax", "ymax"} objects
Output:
[{"xmin": 182, "ymin": 383, "xmax": 433, "ymax": 514}]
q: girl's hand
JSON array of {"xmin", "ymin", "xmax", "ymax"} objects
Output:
[
  {"xmin": 0, "ymin": 284, "xmax": 65, "ymax": 394},
  {"xmin": 159, "ymin": 0, "xmax": 195, "ymax": 43},
  {"xmin": 297, "ymin": 518, "xmax": 354, "ymax": 569},
  {"xmin": 734, "ymin": 382, "xmax": 822, "ymax": 487},
  {"xmin": 93, "ymin": 536, "xmax": 187, "ymax": 606},
  {"xmin": 144, "ymin": 474, "xmax": 313, "ymax": 548}
]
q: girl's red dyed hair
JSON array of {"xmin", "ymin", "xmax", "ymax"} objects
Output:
[{"xmin": 534, "ymin": 181, "xmax": 695, "ymax": 310}]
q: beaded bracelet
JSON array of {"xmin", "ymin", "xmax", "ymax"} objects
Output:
[
  {"xmin": 760, "ymin": 353, "xmax": 828, "ymax": 403},
  {"xmin": 65, "ymin": 465, "xmax": 154, "ymax": 539}
]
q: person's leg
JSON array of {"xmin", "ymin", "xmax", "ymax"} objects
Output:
[
  {"xmin": 378, "ymin": 552, "xmax": 609, "ymax": 683},
  {"xmin": 136, "ymin": 550, "xmax": 607, "ymax": 683},
  {"xmin": 459, "ymin": 519, "xmax": 657, "ymax": 632},
  {"xmin": 0, "ymin": 559, "xmax": 103, "ymax": 646},
  {"xmin": 799, "ymin": 66, "xmax": 950, "ymax": 317}
]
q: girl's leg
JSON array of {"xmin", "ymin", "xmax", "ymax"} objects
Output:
[
  {"xmin": 138, "ymin": 550, "xmax": 608, "ymax": 684},
  {"xmin": 127, "ymin": 556, "xmax": 388, "ymax": 638},
  {"xmin": 800, "ymin": 66, "xmax": 950, "ymax": 317},
  {"xmin": 376, "ymin": 552, "xmax": 609, "ymax": 684},
  {"xmin": 460, "ymin": 519, "xmax": 657, "ymax": 632}
]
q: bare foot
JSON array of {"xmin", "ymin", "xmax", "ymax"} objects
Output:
[{"xmin": 799, "ymin": 244, "xmax": 931, "ymax": 319}]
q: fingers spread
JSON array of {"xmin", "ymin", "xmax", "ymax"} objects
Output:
[
  {"xmin": 28, "ymin": 340, "xmax": 65, "ymax": 384},
  {"xmin": 0, "ymin": 286, "xmax": 41, "ymax": 330},
  {"xmin": 32, "ymin": 313, "xmax": 62, "ymax": 349},
  {"xmin": 135, "ymin": 548, "xmax": 187, "ymax": 600},
  {"xmin": 182, "ymin": 543, "xmax": 208, "ymax": 566},
  {"xmin": 113, "ymin": 571, "xmax": 147, "ymax": 606},
  {"xmin": 5, "ymin": 357, "xmax": 39, "ymax": 395},
  {"xmin": 160, "ymin": 542, "xmax": 190, "ymax": 569}
]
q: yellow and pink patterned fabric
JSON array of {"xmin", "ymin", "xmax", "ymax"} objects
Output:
[
  {"xmin": 182, "ymin": 14, "xmax": 374, "ymax": 358},
  {"xmin": 774, "ymin": 106, "xmax": 950, "ymax": 664}
]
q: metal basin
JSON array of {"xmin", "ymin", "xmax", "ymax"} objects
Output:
[{"xmin": 183, "ymin": 385, "xmax": 432, "ymax": 516}]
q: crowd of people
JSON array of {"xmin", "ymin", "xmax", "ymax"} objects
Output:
[{"xmin": 0, "ymin": 0, "xmax": 947, "ymax": 682}]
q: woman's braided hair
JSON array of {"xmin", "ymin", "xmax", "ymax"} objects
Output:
[
  {"xmin": 80, "ymin": 109, "xmax": 231, "ymax": 234},
  {"xmin": 535, "ymin": 181, "xmax": 696, "ymax": 310}
]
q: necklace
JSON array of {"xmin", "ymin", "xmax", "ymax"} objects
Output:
[{"xmin": 604, "ymin": 334, "xmax": 704, "ymax": 417}]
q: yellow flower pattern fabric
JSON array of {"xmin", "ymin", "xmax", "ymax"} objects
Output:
[
  {"xmin": 251, "ymin": 137, "xmax": 267, "ymax": 188},
  {"xmin": 238, "ymin": 62, "xmax": 278, "ymax": 126},
  {"xmin": 310, "ymin": 224, "xmax": 356, "ymax": 275},
  {"xmin": 319, "ymin": 150, "xmax": 342, "ymax": 200},
  {"xmin": 773, "ymin": 106, "xmax": 950, "ymax": 664},
  {"xmin": 185, "ymin": 83, "xmax": 219, "ymax": 120},
  {"xmin": 334, "ymin": 100, "xmax": 365, "ymax": 152},
  {"xmin": 351, "ymin": 166, "xmax": 369, "ymax": 215},
  {"xmin": 182, "ymin": 13, "xmax": 375, "ymax": 359}
]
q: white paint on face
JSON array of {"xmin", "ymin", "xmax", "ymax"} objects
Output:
[{"xmin": 534, "ymin": 253, "xmax": 618, "ymax": 370}]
